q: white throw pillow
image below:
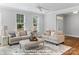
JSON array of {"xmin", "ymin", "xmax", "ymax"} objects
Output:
[
  {"xmin": 27, "ymin": 31, "xmax": 31, "ymax": 35},
  {"xmin": 51, "ymin": 32, "xmax": 55, "ymax": 36}
]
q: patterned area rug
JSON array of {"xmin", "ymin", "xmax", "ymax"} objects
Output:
[{"xmin": 0, "ymin": 42, "xmax": 72, "ymax": 55}]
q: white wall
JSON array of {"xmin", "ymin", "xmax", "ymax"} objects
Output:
[
  {"xmin": 44, "ymin": 13, "xmax": 56, "ymax": 31},
  {"xmin": 64, "ymin": 14, "xmax": 79, "ymax": 37},
  {"xmin": 50, "ymin": 6, "xmax": 79, "ymax": 15},
  {"xmin": 1, "ymin": 5, "xmax": 79, "ymax": 34},
  {"xmin": 0, "ymin": 8, "xmax": 44, "ymax": 34},
  {"xmin": 0, "ymin": 13, "xmax": 2, "ymax": 25},
  {"xmin": 1, "ymin": 9, "xmax": 16, "ymax": 32},
  {"xmin": 38, "ymin": 5, "xmax": 79, "ymax": 33}
]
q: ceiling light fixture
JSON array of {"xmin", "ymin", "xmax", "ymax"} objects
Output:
[
  {"xmin": 73, "ymin": 11, "xmax": 78, "ymax": 14},
  {"xmin": 37, "ymin": 6, "xmax": 51, "ymax": 14}
]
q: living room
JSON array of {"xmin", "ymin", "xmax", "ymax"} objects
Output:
[{"xmin": 0, "ymin": 3, "xmax": 79, "ymax": 55}]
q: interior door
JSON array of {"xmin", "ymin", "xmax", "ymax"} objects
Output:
[{"xmin": 56, "ymin": 16, "xmax": 63, "ymax": 32}]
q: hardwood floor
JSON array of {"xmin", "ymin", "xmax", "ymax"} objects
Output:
[{"xmin": 63, "ymin": 36, "xmax": 79, "ymax": 55}]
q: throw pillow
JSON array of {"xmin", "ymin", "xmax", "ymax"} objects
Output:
[
  {"xmin": 9, "ymin": 32, "xmax": 16, "ymax": 37},
  {"xmin": 19, "ymin": 31, "xmax": 27, "ymax": 36},
  {"xmin": 51, "ymin": 32, "xmax": 55, "ymax": 36}
]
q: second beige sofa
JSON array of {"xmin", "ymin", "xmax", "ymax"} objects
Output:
[{"xmin": 8, "ymin": 30, "xmax": 30, "ymax": 45}]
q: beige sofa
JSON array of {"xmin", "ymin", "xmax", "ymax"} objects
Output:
[
  {"xmin": 8, "ymin": 31, "xmax": 30, "ymax": 45},
  {"xmin": 42, "ymin": 30, "xmax": 64, "ymax": 45}
]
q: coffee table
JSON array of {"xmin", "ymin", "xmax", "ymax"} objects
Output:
[{"xmin": 19, "ymin": 38, "xmax": 44, "ymax": 50}]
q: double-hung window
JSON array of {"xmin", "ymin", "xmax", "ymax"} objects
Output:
[
  {"xmin": 16, "ymin": 14, "xmax": 24, "ymax": 31},
  {"xmin": 32, "ymin": 16, "xmax": 39, "ymax": 32}
]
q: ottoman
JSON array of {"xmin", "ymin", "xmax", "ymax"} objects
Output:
[{"xmin": 19, "ymin": 38, "xmax": 44, "ymax": 50}]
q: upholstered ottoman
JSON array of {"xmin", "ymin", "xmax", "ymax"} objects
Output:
[{"xmin": 19, "ymin": 38, "xmax": 44, "ymax": 50}]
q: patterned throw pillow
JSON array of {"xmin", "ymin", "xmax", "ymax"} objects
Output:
[{"xmin": 9, "ymin": 32, "xmax": 16, "ymax": 37}]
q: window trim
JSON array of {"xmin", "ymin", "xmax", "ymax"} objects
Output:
[{"xmin": 16, "ymin": 14, "xmax": 24, "ymax": 30}]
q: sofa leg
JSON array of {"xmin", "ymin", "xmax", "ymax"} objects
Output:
[
  {"xmin": 9, "ymin": 43, "xmax": 19, "ymax": 46},
  {"xmin": 56, "ymin": 44, "xmax": 59, "ymax": 46},
  {"xmin": 60, "ymin": 42, "xmax": 64, "ymax": 44},
  {"xmin": 9, "ymin": 44, "xmax": 12, "ymax": 46},
  {"xmin": 45, "ymin": 41, "xmax": 64, "ymax": 46}
]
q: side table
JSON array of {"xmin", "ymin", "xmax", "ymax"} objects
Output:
[{"xmin": 0, "ymin": 36, "xmax": 9, "ymax": 46}]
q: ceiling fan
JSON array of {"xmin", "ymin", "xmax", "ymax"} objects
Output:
[{"xmin": 37, "ymin": 6, "xmax": 51, "ymax": 13}]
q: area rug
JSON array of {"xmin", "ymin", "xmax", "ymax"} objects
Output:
[{"xmin": 0, "ymin": 42, "xmax": 72, "ymax": 55}]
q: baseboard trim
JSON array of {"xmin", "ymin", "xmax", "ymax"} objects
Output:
[{"xmin": 65, "ymin": 34, "xmax": 79, "ymax": 38}]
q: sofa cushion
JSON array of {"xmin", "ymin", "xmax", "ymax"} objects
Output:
[{"xmin": 19, "ymin": 31, "xmax": 27, "ymax": 36}]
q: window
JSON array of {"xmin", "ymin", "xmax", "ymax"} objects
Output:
[
  {"xmin": 16, "ymin": 14, "xmax": 24, "ymax": 30},
  {"xmin": 33, "ymin": 16, "xmax": 37, "ymax": 26},
  {"xmin": 32, "ymin": 16, "xmax": 39, "ymax": 32}
]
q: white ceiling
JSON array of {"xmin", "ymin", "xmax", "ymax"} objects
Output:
[{"xmin": 0, "ymin": 3, "xmax": 79, "ymax": 13}]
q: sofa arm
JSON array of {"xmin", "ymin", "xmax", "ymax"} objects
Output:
[
  {"xmin": 56, "ymin": 35, "xmax": 64, "ymax": 42},
  {"xmin": 9, "ymin": 37, "xmax": 21, "ymax": 44}
]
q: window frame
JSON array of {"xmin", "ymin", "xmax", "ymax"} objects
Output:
[
  {"xmin": 32, "ymin": 16, "xmax": 39, "ymax": 32},
  {"xmin": 16, "ymin": 14, "xmax": 24, "ymax": 30}
]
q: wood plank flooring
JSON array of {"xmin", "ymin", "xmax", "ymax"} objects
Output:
[{"xmin": 63, "ymin": 36, "xmax": 79, "ymax": 55}]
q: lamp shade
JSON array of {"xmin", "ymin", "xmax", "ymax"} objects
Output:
[{"xmin": 0, "ymin": 26, "xmax": 8, "ymax": 36}]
